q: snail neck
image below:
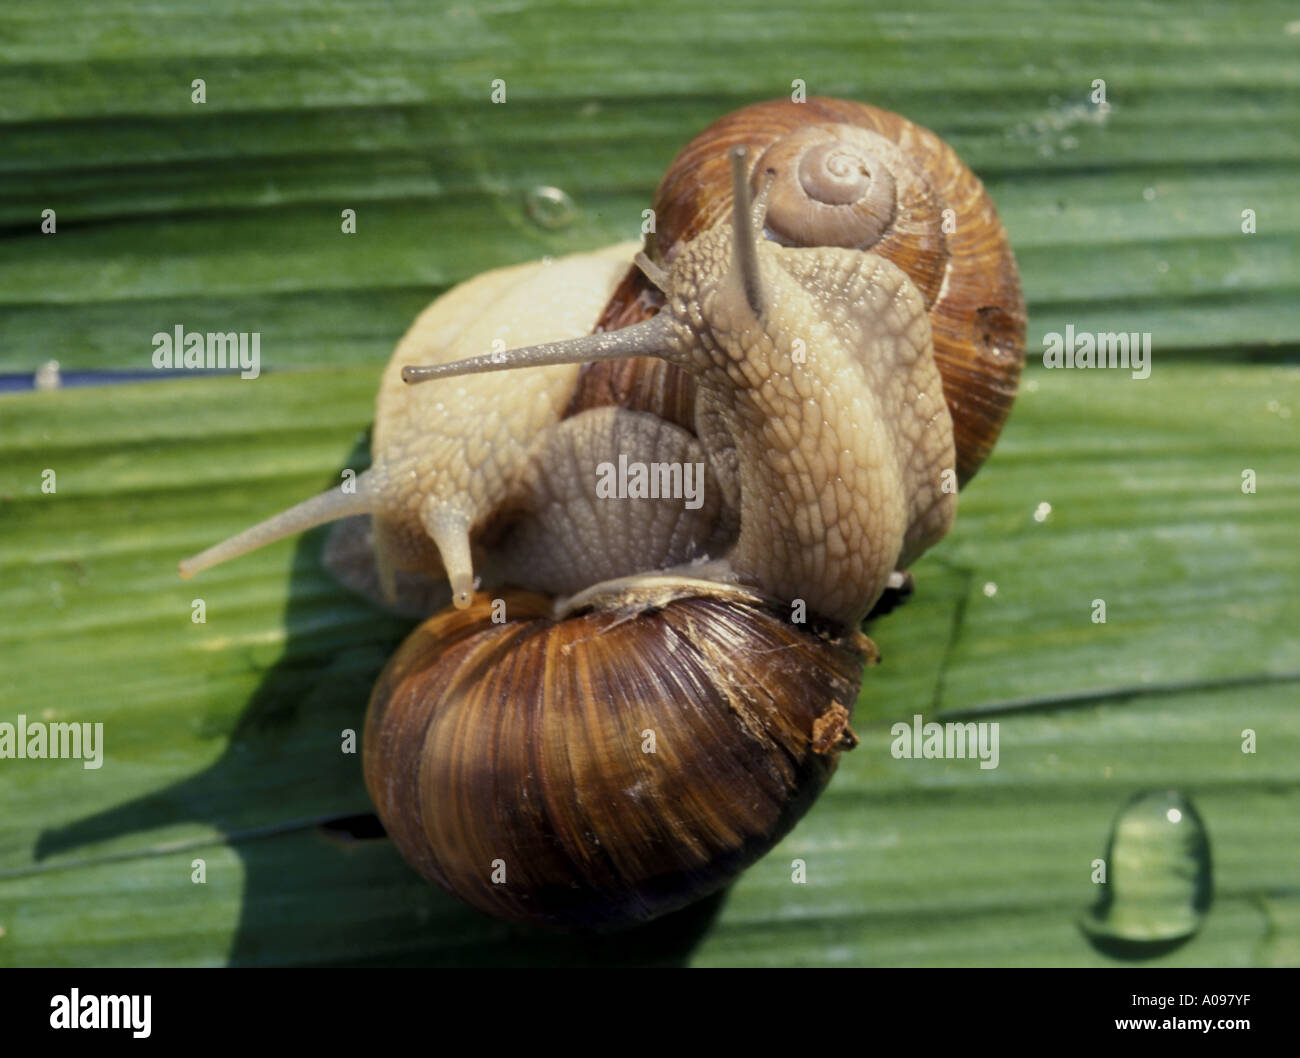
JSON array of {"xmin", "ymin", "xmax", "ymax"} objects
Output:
[
  {"xmin": 694, "ymin": 244, "xmax": 956, "ymax": 627},
  {"xmin": 699, "ymin": 350, "xmax": 905, "ymax": 627}
]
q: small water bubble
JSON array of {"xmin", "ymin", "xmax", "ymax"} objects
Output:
[
  {"xmin": 982, "ymin": 581, "xmax": 998, "ymax": 598},
  {"xmin": 1033, "ymin": 501, "xmax": 1052, "ymax": 523},
  {"xmin": 1143, "ymin": 187, "xmax": 1157, "ymax": 202},
  {"xmin": 525, "ymin": 186, "xmax": 577, "ymax": 230},
  {"xmin": 1081, "ymin": 789, "xmax": 1212, "ymax": 956}
]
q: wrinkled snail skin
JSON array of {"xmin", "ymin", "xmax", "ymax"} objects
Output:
[
  {"xmin": 176, "ymin": 97, "xmax": 1025, "ymax": 931},
  {"xmin": 624, "ymin": 219, "xmax": 958, "ymax": 626}
]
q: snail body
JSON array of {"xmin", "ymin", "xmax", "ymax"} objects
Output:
[{"xmin": 178, "ymin": 98, "xmax": 1025, "ymax": 930}]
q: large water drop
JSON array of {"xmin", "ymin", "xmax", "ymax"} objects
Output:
[{"xmin": 1081, "ymin": 789, "xmax": 1212, "ymax": 956}]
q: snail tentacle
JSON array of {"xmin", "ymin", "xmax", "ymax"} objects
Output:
[
  {"xmin": 400, "ymin": 313, "xmax": 680, "ymax": 385},
  {"xmin": 632, "ymin": 251, "xmax": 668, "ymax": 292},
  {"xmin": 728, "ymin": 146, "xmax": 766, "ymax": 316},
  {"xmin": 177, "ymin": 469, "xmax": 380, "ymax": 580},
  {"xmin": 419, "ymin": 499, "xmax": 475, "ymax": 609}
]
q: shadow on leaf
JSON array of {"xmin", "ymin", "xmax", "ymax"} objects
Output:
[{"xmin": 34, "ymin": 435, "xmax": 729, "ymax": 966}]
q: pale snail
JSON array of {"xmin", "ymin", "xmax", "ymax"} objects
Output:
[{"xmin": 178, "ymin": 97, "xmax": 1025, "ymax": 930}]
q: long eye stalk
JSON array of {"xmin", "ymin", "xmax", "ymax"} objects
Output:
[
  {"xmin": 178, "ymin": 476, "xmax": 377, "ymax": 579},
  {"xmin": 729, "ymin": 145, "xmax": 766, "ymax": 317},
  {"xmin": 401, "ymin": 314, "xmax": 676, "ymax": 386}
]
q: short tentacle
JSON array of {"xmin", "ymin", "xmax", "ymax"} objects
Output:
[
  {"xmin": 633, "ymin": 251, "xmax": 669, "ymax": 291},
  {"xmin": 421, "ymin": 500, "xmax": 476, "ymax": 609}
]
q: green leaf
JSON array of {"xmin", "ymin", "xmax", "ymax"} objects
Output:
[{"xmin": 1, "ymin": 0, "xmax": 1297, "ymax": 966}]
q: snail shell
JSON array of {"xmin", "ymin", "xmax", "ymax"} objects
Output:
[
  {"xmin": 365, "ymin": 586, "xmax": 870, "ymax": 930},
  {"xmin": 574, "ymin": 97, "xmax": 1026, "ymax": 486}
]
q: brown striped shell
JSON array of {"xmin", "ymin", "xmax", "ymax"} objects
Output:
[
  {"xmin": 363, "ymin": 587, "xmax": 870, "ymax": 931},
  {"xmin": 568, "ymin": 97, "xmax": 1026, "ymax": 486}
]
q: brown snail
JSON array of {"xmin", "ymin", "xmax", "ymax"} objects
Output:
[{"xmin": 178, "ymin": 98, "xmax": 1025, "ymax": 930}]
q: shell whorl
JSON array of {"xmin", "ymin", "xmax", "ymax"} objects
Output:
[
  {"xmin": 571, "ymin": 96, "xmax": 1026, "ymax": 486},
  {"xmin": 754, "ymin": 124, "xmax": 899, "ymax": 252}
]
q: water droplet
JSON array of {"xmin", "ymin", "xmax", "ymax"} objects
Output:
[
  {"xmin": 982, "ymin": 581, "xmax": 998, "ymax": 597},
  {"xmin": 1082, "ymin": 789, "xmax": 1213, "ymax": 957},
  {"xmin": 1143, "ymin": 187, "xmax": 1157, "ymax": 202},
  {"xmin": 525, "ymin": 186, "xmax": 577, "ymax": 230},
  {"xmin": 1033, "ymin": 501, "xmax": 1052, "ymax": 523}
]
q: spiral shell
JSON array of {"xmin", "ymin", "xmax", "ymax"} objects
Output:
[
  {"xmin": 571, "ymin": 97, "xmax": 1026, "ymax": 485},
  {"xmin": 363, "ymin": 586, "xmax": 870, "ymax": 930}
]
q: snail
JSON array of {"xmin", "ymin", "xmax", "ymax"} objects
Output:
[{"xmin": 178, "ymin": 97, "xmax": 1025, "ymax": 930}]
